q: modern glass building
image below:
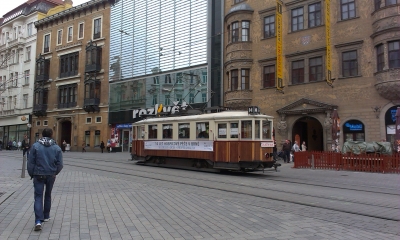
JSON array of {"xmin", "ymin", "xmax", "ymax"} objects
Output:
[{"xmin": 108, "ymin": 0, "xmax": 223, "ymax": 151}]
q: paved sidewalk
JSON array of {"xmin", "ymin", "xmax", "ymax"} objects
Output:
[{"xmin": 0, "ymin": 151, "xmax": 399, "ymax": 240}]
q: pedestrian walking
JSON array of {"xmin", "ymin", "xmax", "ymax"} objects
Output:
[
  {"xmin": 62, "ymin": 140, "xmax": 67, "ymax": 153},
  {"xmin": 282, "ymin": 140, "xmax": 291, "ymax": 163},
  {"xmin": 22, "ymin": 135, "xmax": 30, "ymax": 157},
  {"xmin": 17, "ymin": 140, "xmax": 22, "ymax": 151},
  {"xmin": 301, "ymin": 141, "xmax": 307, "ymax": 151},
  {"xmin": 82, "ymin": 142, "xmax": 86, "ymax": 153},
  {"xmin": 100, "ymin": 141, "xmax": 105, "ymax": 153},
  {"xmin": 27, "ymin": 128, "xmax": 63, "ymax": 231}
]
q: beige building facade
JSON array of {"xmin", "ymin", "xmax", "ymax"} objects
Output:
[
  {"xmin": 32, "ymin": 0, "xmax": 115, "ymax": 151},
  {"xmin": 223, "ymin": 0, "xmax": 400, "ymax": 151}
]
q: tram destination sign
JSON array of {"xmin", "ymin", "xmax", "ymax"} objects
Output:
[{"xmin": 144, "ymin": 140, "xmax": 213, "ymax": 152}]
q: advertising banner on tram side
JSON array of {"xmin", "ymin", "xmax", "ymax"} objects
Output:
[{"xmin": 144, "ymin": 140, "xmax": 213, "ymax": 151}]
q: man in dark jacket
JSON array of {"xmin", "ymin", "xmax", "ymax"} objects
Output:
[
  {"xmin": 22, "ymin": 135, "xmax": 30, "ymax": 157},
  {"xmin": 27, "ymin": 128, "xmax": 63, "ymax": 231},
  {"xmin": 282, "ymin": 139, "xmax": 291, "ymax": 163}
]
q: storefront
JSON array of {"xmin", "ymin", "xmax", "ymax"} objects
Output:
[
  {"xmin": 115, "ymin": 124, "xmax": 132, "ymax": 152},
  {"xmin": 343, "ymin": 120, "xmax": 365, "ymax": 142},
  {"xmin": 385, "ymin": 106, "xmax": 400, "ymax": 146}
]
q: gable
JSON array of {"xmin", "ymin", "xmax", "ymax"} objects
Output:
[{"xmin": 276, "ymin": 98, "xmax": 337, "ymax": 115}]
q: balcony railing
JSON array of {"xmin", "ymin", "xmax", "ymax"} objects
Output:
[
  {"xmin": 83, "ymin": 98, "xmax": 100, "ymax": 113},
  {"xmin": 58, "ymin": 102, "xmax": 77, "ymax": 109},
  {"xmin": 33, "ymin": 104, "xmax": 47, "ymax": 116},
  {"xmin": 85, "ymin": 63, "xmax": 101, "ymax": 73}
]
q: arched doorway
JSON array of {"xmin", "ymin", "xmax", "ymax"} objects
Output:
[
  {"xmin": 60, "ymin": 121, "xmax": 72, "ymax": 147},
  {"xmin": 292, "ymin": 117, "xmax": 323, "ymax": 151}
]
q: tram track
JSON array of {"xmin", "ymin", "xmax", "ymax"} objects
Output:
[{"xmin": 63, "ymin": 157, "xmax": 400, "ymax": 222}]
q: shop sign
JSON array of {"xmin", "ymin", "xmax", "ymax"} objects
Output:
[
  {"xmin": 344, "ymin": 122, "xmax": 363, "ymax": 131},
  {"xmin": 144, "ymin": 140, "xmax": 213, "ymax": 151},
  {"xmin": 116, "ymin": 124, "xmax": 132, "ymax": 129},
  {"xmin": 132, "ymin": 101, "xmax": 188, "ymax": 119}
]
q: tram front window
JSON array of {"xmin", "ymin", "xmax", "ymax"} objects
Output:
[
  {"xmin": 196, "ymin": 122, "xmax": 209, "ymax": 138},
  {"xmin": 163, "ymin": 124, "xmax": 173, "ymax": 139},
  {"xmin": 148, "ymin": 125, "xmax": 157, "ymax": 139},
  {"xmin": 241, "ymin": 120, "xmax": 252, "ymax": 139},
  {"xmin": 179, "ymin": 123, "xmax": 190, "ymax": 139},
  {"xmin": 262, "ymin": 120, "xmax": 271, "ymax": 139},
  {"xmin": 230, "ymin": 122, "xmax": 238, "ymax": 138}
]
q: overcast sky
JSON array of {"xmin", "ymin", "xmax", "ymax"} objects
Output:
[{"xmin": 1, "ymin": 0, "xmax": 90, "ymax": 18}]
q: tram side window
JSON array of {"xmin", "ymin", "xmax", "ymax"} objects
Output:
[
  {"xmin": 241, "ymin": 121, "xmax": 252, "ymax": 139},
  {"xmin": 218, "ymin": 123, "xmax": 227, "ymax": 138},
  {"xmin": 162, "ymin": 124, "xmax": 173, "ymax": 139},
  {"xmin": 139, "ymin": 125, "xmax": 145, "ymax": 139},
  {"xmin": 179, "ymin": 123, "xmax": 190, "ymax": 139},
  {"xmin": 230, "ymin": 122, "xmax": 238, "ymax": 138},
  {"xmin": 255, "ymin": 120, "xmax": 260, "ymax": 139},
  {"xmin": 148, "ymin": 125, "xmax": 157, "ymax": 139},
  {"xmin": 196, "ymin": 122, "xmax": 209, "ymax": 138},
  {"xmin": 262, "ymin": 120, "xmax": 271, "ymax": 139}
]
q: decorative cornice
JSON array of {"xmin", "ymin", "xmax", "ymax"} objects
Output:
[
  {"xmin": 224, "ymin": 59, "xmax": 253, "ymax": 68},
  {"xmin": 258, "ymin": 7, "xmax": 276, "ymax": 15},
  {"xmin": 285, "ymin": 47, "xmax": 326, "ymax": 58},
  {"xmin": 334, "ymin": 40, "xmax": 364, "ymax": 48},
  {"xmin": 258, "ymin": 57, "xmax": 277, "ymax": 63},
  {"xmin": 370, "ymin": 27, "xmax": 400, "ymax": 38},
  {"xmin": 277, "ymin": 97, "xmax": 338, "ymax": 115}
]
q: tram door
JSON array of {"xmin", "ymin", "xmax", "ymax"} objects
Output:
[{"xmin": 122, "ymin": 130, "xmax": 130, "ymax": 152}]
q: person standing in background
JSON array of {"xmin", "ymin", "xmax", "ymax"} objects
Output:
[
  {"xmin": 100, "ymin": 141, "xmax": 105, "ymax": 153},
  {"xmin": 301, "ymin": 141, "xmax": 307, "ymax": 151},
  {"xmin": 22, "ymin": 135, "xmax": 30, "ymax": 157}
]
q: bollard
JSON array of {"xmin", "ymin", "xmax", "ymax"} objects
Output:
[
  {"xmin": 311, "ymin": 154, "xmax": 315, "ymax": 170},
  {"xmin": 21, "ymin": 155, "xmax": 26, "ymax": 178}
]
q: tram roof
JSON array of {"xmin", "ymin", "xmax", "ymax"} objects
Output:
[{"xmin": 133, "ymin": 111, "xmax": 274, "ymax": 125}]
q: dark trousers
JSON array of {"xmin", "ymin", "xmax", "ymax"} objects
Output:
[
  {"xmin": 33, "ymin": 175, "xmax": 56, "ymax": 223},
  {"xmin": 284, "ymin": 150, "xmax": 291, "ymax": 163},
  {"xmin": 23, "ymin": 148, "xmax": 30, "ymax": 158},
  {"xmin": 101, "ymin": 148, "xmax": 104, "ymax": 153}
]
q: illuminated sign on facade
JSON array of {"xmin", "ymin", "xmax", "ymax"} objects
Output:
[{"xmin": 132, "ymin": 101, "xmax": 188, "ymax": 119}]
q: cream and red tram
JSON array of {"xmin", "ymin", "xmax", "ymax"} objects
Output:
[{"xmin": 131, "ymin": 110, "xmax": 280, "ymax": 172}]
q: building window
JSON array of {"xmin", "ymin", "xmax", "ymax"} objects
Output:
[
  {"xmin": 23, "ymin": 94, "xmax": 28, "ymax": 108},
  {"xmin": 376, "ymin": 44, "xmax": 384, "ymax": 71},
  {"xmin": 264, "ymin": 15, "xmax": 275, "ymax": 38},
  {"xmin": 26, "ymin": 46, "xmax": 31, "ymax": 61},
  {"xmin": 341, "ymin": 0, "xmax": 356, "ymax": 20},
  {"xmin": 241, "ymin": 21, "xmax": 250, "ymax": 41},
  {"xmin": 165, "ymin": 95, "xmax": 170, "ymax": 105},
  {"xmin": 231, "ymin": 69, "xmax": 238, "ymax": 90},
  {"xmin": 67, "ymin": 26, "xmax": 73, "ymax": 42},
  {"xmin": 24, "ymin": 70, "xmax": 30, "ymax": 85},
  {"xmin": 291, "ymin": 7, "xmax": 304, "ymax": 32},
  {"xmin": 86, "ymin": 117, "xmax": 92, "ymax": 123},
  {"xmin": 93, "ymin": 18, "xmax": 101, "ymax": 39},
  {"xmin": 27, "ymin": 23, "xmax": 33, "ymax": 37},
  {"xmin": 78, "ymin": 23, "xmax": 84, "ymax": 39},
  {"xmin": 152, "ymin": 94, "xmax": 158, "ymax": 105},
  {"xmin": 308, "ymin": 2, "xmax": 321, "ymax": 28},
  {"xmin": 231, "ymin": 22, "xmax": 239, "ymax": 42},
  {"xmin": 96, "ymin": 116, "xmax": 102, "ymax": 123},
  {"xmin": 57, "ymin": 30, "xmax": 62, "ymax": 45},
  {"xmin": 58, "ymin": 84, "xmax": 77, "ymax": 109},
  {"xmin": 36, "ymin": 121, "xmax": 41, "ymax": 126},
  {"xmin": 43, "ymin": 120, "xmax": 48, "ymax": 126},
  {"xmin": 11, "ymin": 50, "xmax": 15, "ymax": 63},
  {"xmin": 153, "ymin": 76, "xmax": 159, "ymax": 84},
  {"xmin": 342, "ymin": 50, "xmax": 358, "ymax": 77},
  {"xmin": 386, "ymin": 0, "xmax": 398, "ymax": 6},
  {"xmin": 84, "ymin": 81, "xmax": 100, "ymax": 99},
  {"xmin": 59, "ymin": 52, "xmax": 79, "ymax": 78},
  {"xmin": 85, "ymin": 131, "xmax": 90, "ymax": 146},
  {"xmin": 178, "ymin": 123, "xmax": 190, "ymax": 139},
  {"xmin": 388, "ymin": 41, "xmax": 400, "ymax": 69},
  {"xmin": 15, "ymin": 50, "xmax": 19, "ymax": 63},
  {"xmin": 175, "ymin": 94, "xmax": 182, "ymax": 104},
  {"xmin": 241, "ymin": 69, "xmax": 250, "ymax": 90},
  {"xmin": 309, "ymin": 57, "xmax": 323, "ymax": 82},
  {"xmin": 202, "ymin": 93, "xmax": 207, "ymax": 102},
  {"xmin": 202, "ymin": 73, "xmax": 207, "ymax": 84},
  {"xmin": 189, "ymin": 92, "xmax": 194, "ymax": 103},
  {"xmin": 165, "ymin": 74, "xmax": 172, "ymax": 83},
  {"xmin": 374, "ymin": 0, "xmax": 381, "ymax": 10},
  {"xmin": 292, "ymin": 60, "xmax": 305, "ymax": 84},
  {"xmin": 343, "ymin": 120, "xmax": 365, "ymax": 142},
  {"xmin": 94, "ymin": 130, "xmax": 100, "ymax": 147},
  {"xmin": 43, "ymin": 34, "xmax": 50, "ymax": 53},
  {"xmin": 234, "ymin": 0, "xmax": 244, "ymax": 3},
  {"xmin": 263, "ymin": 65, "xmax": 275, "ymax": 88},
  {"xmin": 14, "ymin": 72, "xmax": 18, "ymax": 87}
]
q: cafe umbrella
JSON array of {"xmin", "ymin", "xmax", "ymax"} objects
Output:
[{"xmin": 331, "ymin": 109, "xmax": 340, "ymax": 152}]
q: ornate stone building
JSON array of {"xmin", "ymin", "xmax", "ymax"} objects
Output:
[
  {"xmin": 33, "ymin": 0, "xmax": 115, "ymax": 151},
  {"xmin": 223, "ymin": 0, "xmax": 400, "ymax": 151}
]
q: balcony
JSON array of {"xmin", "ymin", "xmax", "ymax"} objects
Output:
[
  {"xmin": 58, "ymin": 102, "xmax": 77, "ymax": 109},
  {"xmin": 374, "ymin": 68, "xmax": 400, "ymax": 101},
  {"xmin": 224, "ymin": 89, "xmax": 253, "ymax": 110},
  {"xmin": 33, "ymin": 104, "xmax": 47, "ymax": 117},
  {"xmin": 85, "ymin": 62, "xmax": 101, "ymax": 73},
  {"xmin": 83, "ymin": 98, "xmax": 100, "ymax": 113},
  {"xmin": 36, "ymin": 73, "xmax": 50, "ymax": 82}
]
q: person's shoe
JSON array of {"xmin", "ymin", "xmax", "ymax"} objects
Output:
[
  {"xmin": 44, "ymin": 218, "xmax": 51, "ymax": 222},
  {"xmin": 34, "ymin": 222, "xmax": 42, "ymax": 231}
]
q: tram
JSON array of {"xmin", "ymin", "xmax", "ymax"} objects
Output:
[{"xmin": 131, "ymin": 108, "xmax": 280, "ymax": 172}]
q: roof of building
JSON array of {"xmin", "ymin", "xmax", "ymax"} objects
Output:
[
  {"xmin": 227, "ymin": 2, "xmax": 254, "ymax": 15},
  {"xmin": 1, "ymin": 0, "xmax": 64, "ymax": 25}
]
